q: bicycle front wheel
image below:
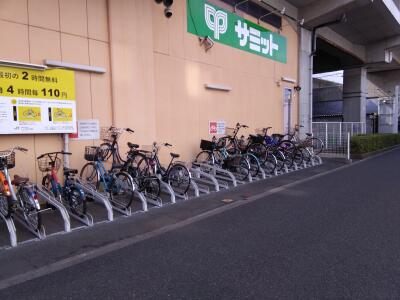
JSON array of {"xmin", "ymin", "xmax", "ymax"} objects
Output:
[
  {"xmin": 18, "ymin": 186, "xmax": 41, "ymax": 232},
  {"xmin": 109, "ymin": 172, "xmax": 135, "ymax": 209},
  {"xmin": 80, "ymin": 163, "xmax": 99, "ymax": 189},
  {"xmin": 168, "ymin": 164, "xmax": 191, "ymax": 195}
]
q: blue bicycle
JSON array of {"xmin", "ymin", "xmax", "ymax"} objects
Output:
[
  {"xmin": 80, "ymin": 147, "xmax": 135, "ymax": 209},
  {"xmin": 38, "ymin": 151, "xmax": 87, "ymax": 217}
]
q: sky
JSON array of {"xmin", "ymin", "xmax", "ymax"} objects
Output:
[{"xmin": 313, "ymin": 70, "xmax": 343, "ymax": 84}]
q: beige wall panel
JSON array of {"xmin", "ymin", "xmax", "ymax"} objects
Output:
[
  {"xmin": 167, "ymin": 0, "xmax": 185, "ymax": 59},
  {"xmin": 28, "ymin": 0, "xmax": 59, "ymax": 31},
  {"xmin": 61, "ymin": 33, "xmax": 89, "ymax": 65},
  {"xmin": 0, "ymin": 0, "xmax": 28, "ymax": 24},
  {"xmin": 184, "ymin": 30, "xmax": 216, "ymax": 66},
  {"xmin": 59, "ymin": 0, "xmax": 88, "ymax": 37},
  {"xmin": 152, "ymin": 1, "xmax": 169, "ymax": 55},
  {"xmin": 87, "ymin": 0, "xmax": 108, "ymax": 42},
  {"xmin": 108, "ymin": 0, "xmax": 156, "ymax": 146},
  {"xmin": 0, "ymin": 20, "xmax": 29, "ymax": 61},
  {"xmin": 74, "ymin": 72, "xmax": 92, "ymax": 120},
  {"xmin": 29, "ymin": 27, "xmax": 61, "ymax": 64},
  {"xmin": 88, "ymin": 40, "xmax": 112, "ymax": 126}
]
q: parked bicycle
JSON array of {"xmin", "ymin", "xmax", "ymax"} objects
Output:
[
  {"xmin": 99, "ymin": 126, "xmax": 135, "ymax": 165},
  {"xmin": 80, "ymin": 147, "xmax": 135, "ymax": 209},
  {"xmin": 0, "ymin": 147, "xmax": 42, "ymax": 232},
  {"xmin": 286, "ymin": 124, "xmax": 324, "ymax": 155},
  {"xmin": 139, "ymin": 142, "xmax": 191, "ymax": 195},
  {"xmin": 38, "ymin": 151, "xmax": 87, "ymax": 217},
  {"xmin": 195, "ymin": 137, "xmax": 251, "ymax": 181},
  {"xmin": 113, "ymin": 142, "xmax": 161, "ymax": 200}
]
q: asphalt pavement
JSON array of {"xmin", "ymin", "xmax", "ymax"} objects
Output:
[{"xmin": 0, "ymin": 149, "xmax": 400, "ymax": 299}]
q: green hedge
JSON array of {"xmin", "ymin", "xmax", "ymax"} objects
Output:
[{"xmin": 351, "ymin": 134, "xmax": 400, "ymax": 154}]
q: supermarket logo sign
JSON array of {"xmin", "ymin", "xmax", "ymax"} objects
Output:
[
  {"xmin": 205, "ymin": 4, "xmax": 228, "ymax": 40},
  {"xmin": 187, "ymin": 0, "xmax": 287, "ymax": 63}
]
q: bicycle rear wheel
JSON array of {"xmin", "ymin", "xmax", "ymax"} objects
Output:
[
  {"xmin": 18, "ymin": 186, "xmax": 41, "ymax": 231},
  {"xmin": 168, "ymin": 164, "xmax": 191, "ymax": 195},
  {"xmin": 139, "ymin": 176, "xmax": 161, "ymax": 199},
  {"xmin": 0, "ymin": 183, "xmax": 11, "ymax": 217},
  {"xmin": 109, "ymin": 172, "xmax": 134, "ymax": 209},
  {"xmin": 247, "ymin": 142, "xmax": 268, "ymax": 164},
  {"xmin": 243, "ymin": 153, "xmax": 260, "ymax": 178},
  {"xmin": 68, "ymin": 186, "xmax": 87, "ymax": 217}
]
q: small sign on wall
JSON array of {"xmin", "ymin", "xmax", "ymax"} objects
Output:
[
  {"xmin": 69, "ymin": 119, "xmax": 99, "ymax": 140},
  {"xmin": 209, "ymin": 121, "xmax": 226, "ymax": 135}
]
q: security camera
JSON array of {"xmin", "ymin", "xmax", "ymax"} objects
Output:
[
  {"xmin": 163, "ymin": 0, "xmax": 173, "ymax": 7},
  {"xmin": 199, "ymin": 36, "xmax": 214, "ymax": 51},
  {"xmin": 164, "ymin": 7, "xmax": 173, "ymax": 18},
  {"xmin": 294, "ymin": 85, "xmax": 302, "ymax": 91}
]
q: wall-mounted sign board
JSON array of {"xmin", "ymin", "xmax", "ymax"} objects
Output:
[
  {"xmin": 187, "ymin": 0, "xmax": 287, "ymax": 63},
  {"xmin": 69, "ymin": 119, "xmax": 100, "ymax": 140},
  {"xmin": 0, "ymin": 66, "xmax": 76, "ymax": 134},
  {"xmin": 209, "ymin": 120, "xmax": 226, "ymax": 135}
]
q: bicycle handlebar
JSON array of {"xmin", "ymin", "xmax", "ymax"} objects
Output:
[
  {"xmin": 0, "ymin": 146, "xmax": 28, "ymax": 158},
  {"xmin": 37, "ymin": 151, "xmax": 71, "ymax": 160}
]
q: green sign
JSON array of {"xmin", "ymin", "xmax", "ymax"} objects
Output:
[{"xmin": 187, "ymin": 0, "xmax": 287, "ymax": 63}]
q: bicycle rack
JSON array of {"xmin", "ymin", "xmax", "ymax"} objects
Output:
[
  {"xmin": 188, "ymin": 180, "xmax": 200, "ymax": 197},
  {"xmin": 190, "ymin": 167, "xmax": 220, "ymax": 192},
  {"xmin": 35, "ymin": 185, "xmax": 71, "ymax": 233},
  {"xmin": 12, "ymin": 213, "xmax": 46, "ymax": 240},
  {"xmin": 193, "ymin": 163, "xmax": 237, "ymax": 187},
  {"xmin": 75, "ymin": 180, "xmax": 113, "ymax": 222},
  {"xmin": 134, "ymin": 190, "xmax": 149, "ymax": 212},
  {"xmin": 159, "ymin": 180, "xmax": 176, "ymax": 205},
  {"xmin": 0, "ymin": 213, "xmax": 17, "ymax": 247}
]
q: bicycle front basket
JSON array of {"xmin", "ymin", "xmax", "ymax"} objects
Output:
[
  {"xmin": 200, "ymin": 140, "xmax": 215, "ymax": 151},
  {"xmin": 249, "ymin": 134, "xmax": 264, "ymax": 144},
  {"xmin": 100, "ymin": 127, "xmax": 123, "ymax": 141},
  {"xmin": 37, "ymin": 156, "xmax": 61, "ymax": 172},
  {"xmin": 0, "ymin": 151, "xmax": 15, "ymax": 169},
  {"xmin": 84, "ymin": 146, "xmax": 104, "ymax": 161}
]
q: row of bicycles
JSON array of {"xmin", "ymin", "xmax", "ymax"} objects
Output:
[
  {"xmin": 0, "ymin": 124, "xmax": 323, "ymax": 238},
  {"xmin": 194, "ymin": 123, "xmax": 324, "ymax": 181}
]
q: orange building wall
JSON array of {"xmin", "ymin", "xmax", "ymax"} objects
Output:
[{"xmin": 0, "ymin": 0, "xmax": 298, "ymax": 181}]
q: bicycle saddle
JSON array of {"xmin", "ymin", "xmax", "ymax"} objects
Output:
[
  {"xmin": 127, "ymin": 142, "xmax": 139, "ymax": 149},
  {"xmin": 64, "ymin": 168, "xmax": 78, "ymax": 176},
  {"xmin": 170, "ymin": 153, "xmax": 180, "ymax": 158},
  {"xmin": 12, "ymin": 175, "xmax": 29, "ymax": 186},
  {"xmin": 306, "ymin": 133, "xmax": 312, "ymax": 137}
]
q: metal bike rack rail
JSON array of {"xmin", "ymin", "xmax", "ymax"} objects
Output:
[
  {"xmin": 187, "ymin": 180, "xmax": 200, "ymax": 197},
  {"xmin": 190, "ymin": 167, "xmax": 220, "ymax": 192},
  {"xmin": 12, "ymin": 213, "xmax": 46, "ymax": 240},
  {"xmin": 35, "ymin": 185, "xmax": 71, "ymax": 233},
  {"xmin": 134, "ymin": 190, "xmax": 149, "ymax": 212},
  {"xmin": 159, "ymin": 180, "xmax": 176, "ymax": 205},
  {"xmin": 194, "ymin": 163, "xmax": 238, "ymax": 187},
  {"xmin": 75, "ymin": 180, "xmax": 114, "ymax": 222},
  {"xmin": 0, "ymin": 213, "xmax": 17, "ymax": 247}
]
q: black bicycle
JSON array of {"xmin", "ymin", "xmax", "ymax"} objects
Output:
[{"xmin": 140, "ymin": 142, "xmax": 191, "ymax": 195}]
